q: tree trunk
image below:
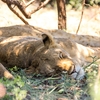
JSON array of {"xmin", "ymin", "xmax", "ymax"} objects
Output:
[{"xmin": 56, "ymin": 0, "xmax": 66, "ymax": 30}]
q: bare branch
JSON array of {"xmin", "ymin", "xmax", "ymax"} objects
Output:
[
  {"xmin": 8, "ymin": 5, "xmax": 29, "ymax": 25},
  {"xmin": 1, "ymin": 0, "xmax": 51, "ymax": 25},
  {"xmin": 30, "ymin": 0, "xmax": 50, "ymax": 14},
  {"xmin": 76, "ymin": 0, "xmax": 85, "ymax": 35},
  {"xmin": 26, "ymin": 0, "xmax": 36, "ymax": 8},
  {"xmin": 2, "ymin": 0, "xmax": 31, "ymax": 18}
]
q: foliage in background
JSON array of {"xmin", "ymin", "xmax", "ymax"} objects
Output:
[
  {"xmin": 48, "ymin": 0, "xmax": 100, "ymax": 9},
  {"xmin": 66, "ymin": 0, "xmax": 100, "ymax": 9}
]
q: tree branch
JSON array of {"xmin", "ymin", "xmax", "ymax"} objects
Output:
[
  {"xmin": 9, "ymin": 5, "xmax": 29, "ymax": 25},
  {"xmin": 1, "ymin": 0, "xmax": 51, "ymax": 24},
  {"xmin": 2, "ymin": 0, "xmax": 31, "ymax": 18},
  {"xmin": 30, "ymin": 0, "xmax": 50, "ymax": 14},
  {"xmin": 76, "ymin": 0, "xmax": 85, "ymax": 34}
]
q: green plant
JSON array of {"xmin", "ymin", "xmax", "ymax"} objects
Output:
[{"xmin": 0, "ymin": 59, "xmax": 99, "ymax": 100}]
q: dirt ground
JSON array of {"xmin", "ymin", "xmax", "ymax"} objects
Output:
[{"xmin": 0, "ymin": 1, "xmax": 100, "ymax": 37}]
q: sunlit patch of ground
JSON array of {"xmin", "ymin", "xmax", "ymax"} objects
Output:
[{"xmin": 0, "ymin": 1, "xmax": 100, "ymax": 37}]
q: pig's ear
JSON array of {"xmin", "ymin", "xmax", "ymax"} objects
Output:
[{"xmin": 42, "ymin": 34, "xmax": 55, "ymax": 49}]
